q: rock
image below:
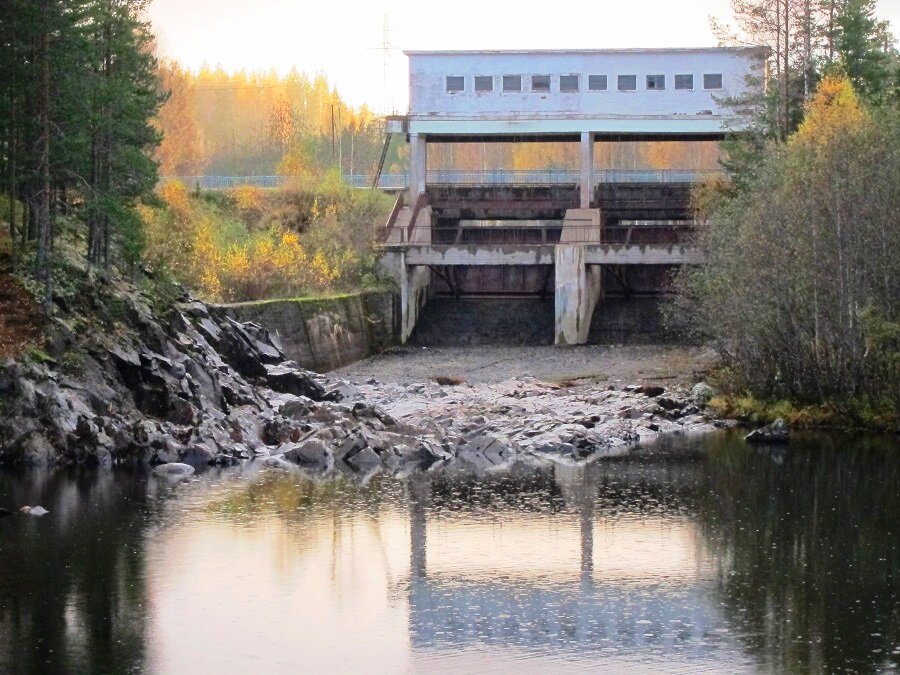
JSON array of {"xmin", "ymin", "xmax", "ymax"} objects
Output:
[
  {"xmin": 279, "ymin": 397, "xmax": 316, "ymax": 420},
  {"xmin": 17, "ymin": 432, "xmax": 53, "ymax": 467},
  {"xmin": 335, "ymin": 432, "xmax": 368, "ymax": 462},
  {"xmin": 745, "ymin": 418, "xmax": 790, "ymax": 444},
  {"xmin": 351, "ymin": 402, "xmax": 396, "ymax": 427},
  {"xmin": 284, "ymin": 438, "xmax": 333, "ymax": 469},
  {"xmin": 153, "ymin": 462, "xmax": 196, "ymax": 477},
  {"xmin": 691, "ymin": 382, "xmax": 716, "ymax": 404},
  {"xmin": 345, "ymin": 446, "xmax": 382, "ymax": 470},
  {"xmin": 656, "ymin": 397, "xmax": 681, "ymax": 411},
  {"xmin": 264, "ymin": 364, "xmax": 326, "ymax": 400},
  {"xmin": 262, "ymin": 455, "xmax": 298, "ymax": 472}
]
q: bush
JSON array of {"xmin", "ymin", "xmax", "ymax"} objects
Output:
[{"xmin": 141, "ymin": 177, "xmax": 393, "ymax": 302}]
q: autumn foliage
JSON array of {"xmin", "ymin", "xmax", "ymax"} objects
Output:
[
  {"xmin": 141, "ymin": 179, "xmax": 392, "ymax": 302},
  {"xmin": 153, "ymin": 63, "xmax": 400, "ymax": 180},
  {"xmin": 674, "ymin": 75, "xmax": 900, "ymax": 408}
]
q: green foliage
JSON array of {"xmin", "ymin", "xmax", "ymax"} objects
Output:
[
  {"xmin": 835, "ymin": 0, "xmax": 895, "ymax": 103},
  {"xmin": 674, "ymin": 77, "xmax": 899, "ymax": 411},
  {"xmin": 26, "ymin": 346, "xmax": 55, "ymax": 365},
  {"xmin": 0, "ymin": 0, "xmax": 162, "ymax": 301}
]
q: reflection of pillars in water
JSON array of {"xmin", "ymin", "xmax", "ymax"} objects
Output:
[
  {"xmin": 409, "ymin": 477, "xmax": 429, "ymax": 580},
  {"xmin": 554, "ymin": 463, "xmax": 598, "ymax": 643},
  {"xmin": 580, "ymin": 486, "xmax": 594, "ymax": 578},
  {"xmin": 553, "ymin": 463, "xmax": 597, "ymax": 581}
]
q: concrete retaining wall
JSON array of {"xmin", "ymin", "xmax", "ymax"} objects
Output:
[{"xmin": 216, "ymin": 291, "xmax": 399, "ymax": 372}]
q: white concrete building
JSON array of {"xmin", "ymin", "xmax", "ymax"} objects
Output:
[{"xmin": 404, "ymin": 47, "xmax": 767, "ymax": 137}]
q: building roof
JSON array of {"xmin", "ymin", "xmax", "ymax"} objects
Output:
[{"xmin": 403, "ymin": 46, "xmax": 769, "ymax": 57}]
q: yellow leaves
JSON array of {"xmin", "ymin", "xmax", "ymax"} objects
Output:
[
  {"xmin": 231, "ymin": 185, "xmax": 264, "ymax": 213},
  {"xmin": 311, "ymin": 251, "xmax": 339, "ymax": 286},
  {"xmin": 159, "ymin": 180, "xmax": 192, "ymax": 217},
  {"xmin": 793, "ymin": 75, "xmax": 868, "ymax": 147},
  {"xmin": 143, "ymin": 185, "xmax": 382, "ymax": 302}
]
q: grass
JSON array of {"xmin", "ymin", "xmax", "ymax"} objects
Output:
[
  {"xmin": 708, "ymin": 394, "xmax": 900, "ymax": 433},
  {"xmin": 216, "ymin": 286, "xmax": 393, "ymax": 308}
]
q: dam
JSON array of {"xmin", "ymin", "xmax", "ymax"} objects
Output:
[{"xmin": 378, "ymin": 47, "xmax": 766, "ymax": 344}]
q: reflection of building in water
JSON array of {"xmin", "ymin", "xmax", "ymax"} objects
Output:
[{"xmin": 406, "ymin": 463, "xmax": 731, "ymax": 657}]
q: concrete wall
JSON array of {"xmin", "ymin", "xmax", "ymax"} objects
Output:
[
  {"xmin": 588, "ymin": 296, "xmax": 681, "ymax": 344},
  {"xmin": 407, "ymin": 48, "xmax": 764, "ymax": 119},
  {"xmin": 409, "ymin": 296, "xmax": 689, "ymax": 346},
  {"xmin": 411, "ymin": 297, "xmax": 555, "ymax": 346},
  {"xmin": 216, "ymin": 291, "xmax": 399, "ymax": 373}
]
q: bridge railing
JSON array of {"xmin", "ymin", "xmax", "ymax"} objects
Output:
[
  {"xmin": 387, "ymin": 221, "xmax": 695, "ymax": 246},
  {"xmin": 162, "ymin": 170, "xmax": 721, "ymax": 191}
]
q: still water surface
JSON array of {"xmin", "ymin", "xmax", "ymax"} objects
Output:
[{"xmin": 1, "ymin": 432, "xmax": 898, "ymax": 673}]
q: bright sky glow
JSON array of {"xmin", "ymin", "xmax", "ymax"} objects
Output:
[{"xmin": 147, "ymin": 0, "xmax": 900, "ymax": 113}]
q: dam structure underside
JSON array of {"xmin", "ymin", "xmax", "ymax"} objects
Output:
[{"xmin": 379, "ymin": 48, "xmax": 765, "ymax": 345}]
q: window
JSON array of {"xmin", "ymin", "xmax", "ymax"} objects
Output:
[
  {"xmin": 531, "ymin": 74, "xmax": 551, "ymax": 92},
  {"xmin": 646, "ymin": 74, "xmax": 665, "ymax": 90},
  {"xmin": 704, "ymin": 73, "xmax": 723, "ymax": 89},
  {"xmin": 445, "ymin": 76, "xmax": 464, "ymax": 93},
  {"xmin": 503, "ymin": 74, "xmax": 522, "ymax": 92},
  {"xmin": 674, "ymin": 74, "xmax": 693, "ymax": 90},
  {"xmin": 560, "ymin": 74, "xmax": 579, "ymax": 92},
  {"xmin": 588, "ymin": 74, "xmax": 607, "ymax": 91},
  {"xmin": 617, "ymin": 74, "xmax": 637, "ymax": 91},
  {"xmin": 474, "ymin": 75, "xmax": 493, "ymax": 92}
]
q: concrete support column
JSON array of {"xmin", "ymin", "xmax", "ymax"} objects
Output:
[
  {"xmin": 555, "ymin": 244, "xmax": 602, "ymax": 345},
  {"xmin": 408, "ymin": 133, "xmax": 427, "ymax": 203},
  {"xmin": 399, "ymin": 250, "xmax": 431, "ymax": 343},
  {"xmin": 579, "ymin": 131, "xmax": 594, "ymax": 209}
]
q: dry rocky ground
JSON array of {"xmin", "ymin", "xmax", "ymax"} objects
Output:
[
  {"xmin": 337, "ymin": 344, "xmax": 719, "ymax": 387},
  {"xmin": 0, "ymin": 263, "xmax": 727, "ymax": 474},
  {"xmin": 325, "ymin": 343, "xmax": 728, "ymax": 473}
]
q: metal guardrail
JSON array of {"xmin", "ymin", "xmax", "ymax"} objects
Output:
[
  {"xmin": 386, "ymin": 222, "xmax": 694, "ymax": 246},
  {"xmin": 164, "ymin": 170, "xmax": 720, "ymax": 191}
]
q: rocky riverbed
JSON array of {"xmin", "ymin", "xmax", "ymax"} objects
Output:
[{"xmin": 0, "ymin": 278, "xmax": 727, "ymax": 472}]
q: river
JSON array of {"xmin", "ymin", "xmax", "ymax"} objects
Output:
[{"xmin": 1, "ymin": 431, "xmax": 897, "ymax": 673}]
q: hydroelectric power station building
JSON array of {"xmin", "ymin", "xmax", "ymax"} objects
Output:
[{"xmin": 379, "ymin": 47, "xmax": 767, "ymax": 344}]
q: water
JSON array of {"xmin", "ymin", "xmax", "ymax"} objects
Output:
[{"xmin": 1, "ymin": 431, "xmax": 897, "ymax": 674}]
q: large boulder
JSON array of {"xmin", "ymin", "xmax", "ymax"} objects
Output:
[
  {"xmin": 264, "ymin": 364, "xmax": 326, "ymax": 400},
  {"xmin": 745, "ymin": 418, "xmax": 790, "ymax": 444}
]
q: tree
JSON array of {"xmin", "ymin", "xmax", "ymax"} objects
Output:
[
  {"xmin": 674, "ymin": 76, "xmax": 900, "ymax": 406},
  {"xmin": 0, "ymin": 0, "xmax": 162, "ymax": 292},
  {"xmin": 834, "ymin": 0, "xmax": 894, "ymax": 102},
  {"xmin": 83, "ymin": 0, "xmax": 162, "ymax": 268},
  {"xmin": 156, "ymin": 61, "xmax": 207, "ymax": 176}
]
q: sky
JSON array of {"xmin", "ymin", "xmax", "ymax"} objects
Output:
[{"xmin": 147, "ymin": 0, "xmax": 900, "ymax": 113}]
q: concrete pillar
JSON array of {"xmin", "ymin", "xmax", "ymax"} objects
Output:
[
  {"xmin": 555, "ymin": 244, "xmax": 602, "ymax": 345},
  {"xmin": 399, "ymin": 251, "xmax": 431, "ymax": 344},
  {"xmin": 408, "ymin": 133, "xmax": 427, "ymax": 203},
  {"xmin": 579, "ymin": 131, "xmax": 594, "ymax": 209}
]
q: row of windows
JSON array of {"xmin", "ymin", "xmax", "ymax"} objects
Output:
[{"xmin": 445, "ymin": 73, "xmax": 724, "ymax": 93}]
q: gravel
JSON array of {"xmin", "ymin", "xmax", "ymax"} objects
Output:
[{"xmin": 336, "ymin": 344, "xmax": 718, "ymax": 387}]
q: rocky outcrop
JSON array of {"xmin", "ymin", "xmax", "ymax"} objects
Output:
[{"xmin": 0, "ymin": 280, "xmax": 730, "ymax": 473}]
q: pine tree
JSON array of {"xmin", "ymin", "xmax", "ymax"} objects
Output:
[{"xmin": 835, "ymin": 0, "xmax": 893, "ymax": 102}]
